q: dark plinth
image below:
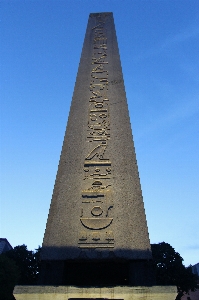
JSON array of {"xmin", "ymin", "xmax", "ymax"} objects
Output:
[
  {"xmin": 39, "ymin": 12, "xmax": 155, "ymax": 286},
  {"xmin": 39, "ymin": 259, "xmax": 155, "ymax": 286}
]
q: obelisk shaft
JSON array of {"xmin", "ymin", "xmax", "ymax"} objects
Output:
[{"xmin": 40, "ymin": 13, "xmax": 152, "ymax": 284}]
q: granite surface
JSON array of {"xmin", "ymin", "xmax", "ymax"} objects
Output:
[{"xmin": 41, "ymin": 12, "xmax": 151, "ymax": 261}]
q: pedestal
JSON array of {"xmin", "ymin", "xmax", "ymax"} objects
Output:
[{"xmin": 14, "ymin": 285, "xmax": 177, "ymax": 300}]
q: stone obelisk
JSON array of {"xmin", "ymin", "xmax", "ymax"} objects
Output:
[
  {"xmin": 14, "ymin": 12, "xmax": 177, "ymax": 300},
  {"xmin": 39, "ymin": 12, "xmax": 153, "ymax": 286}
]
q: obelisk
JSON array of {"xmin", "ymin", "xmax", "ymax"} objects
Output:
[
  {"xmin": 39, "ymin": 12, "xmax": 153, "ymax": 285},
  {"xmin": 14, "ymin": 12, "xmax": 178, "ymax": 300}
]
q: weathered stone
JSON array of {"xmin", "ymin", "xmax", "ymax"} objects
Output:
[
  {"xmin": 42, "ymin": 12, "xmax": 150, "ymax": 254},
  {"xmin": 13, "ymin": 11, "xmax": 177, "ymax": 300},
  {"xmin": 14, "ymin": 285, "xmax": 177, "ymax": 300},
  {"xmin": 37, "ymin": 11, "xmax": 154, "ymax": 286}
]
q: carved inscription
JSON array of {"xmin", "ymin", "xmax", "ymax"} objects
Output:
[{"xmin": 78, "ymin": 13, "xmax": 114, "ymax": 248}]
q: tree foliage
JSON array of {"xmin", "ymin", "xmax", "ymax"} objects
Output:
[
  {"xmin": 151, "ymin": 242, "xmax": 198, "ymax": 299},
  {"xmin": 1, "ymin": 245, "xmax": 41, "ymax": 299},
  {"xmin": 5, "ymin": 244, "xmax": 41, "ymax": 285},
  {"xmin": 0, "ymin": 254, "xmax": 20, "ymax": 300}
]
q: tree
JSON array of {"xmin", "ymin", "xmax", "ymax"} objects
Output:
[
  {"xmin": 5, "ymin": 245, "xmax": 41, "ymax": 285},
  {"xmin": 151, "ymin": 242, "xmax": 198, "ymax": 300},
  {"xmin": 0, "ymin": 254, "xmax": 20, "ymax": 300}
]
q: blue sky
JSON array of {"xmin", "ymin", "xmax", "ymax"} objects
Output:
[{"xmin": 1, "ymin": 0, "xmax": 199, "ymax": 266}]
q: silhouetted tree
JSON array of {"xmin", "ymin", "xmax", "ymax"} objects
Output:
[
  {"xmin": 151, "ymin": 242, "xmax": 198, "ymax": 300},
  {"xmin": 0, "ymin": 254, "xmax": 19, "ymax": 300},
  {"xmin": 5, "ymin": 245, "xmax": 41, "ymax": 285}
]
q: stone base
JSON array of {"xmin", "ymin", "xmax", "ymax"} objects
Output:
[
  {"xmin": 14, "ymin": 285, "xmax": 177, "ymax": 300},
  {"xmin": 38, "ymin": 259, "xmax": 155, "ymax": 286}
]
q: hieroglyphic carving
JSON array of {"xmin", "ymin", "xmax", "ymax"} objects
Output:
[
  {"xmin": 83, "ymin": 165, "xmax": 111, "ymax": 181},
  {"xmin": 78, "ymin": 13, "xmax": 114, "ymax": 248},
  {"xmin": 78, "ymin": 230, "xmax": 114, "ymax": 248}
]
